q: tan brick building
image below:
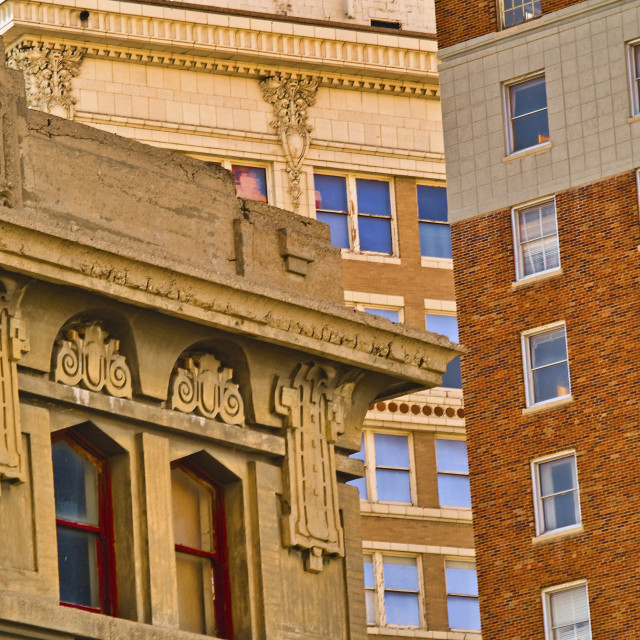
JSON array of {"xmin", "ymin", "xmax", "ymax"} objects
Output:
[
  {"xmin": 1, "ymin": 0, "xmax": 478, "ymax": 638},
  {"xmin": 436, "ymin": 0, "xmax": 640, "ymax": 636}
]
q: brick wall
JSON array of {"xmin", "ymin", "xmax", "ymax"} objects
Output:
[
  {"xmin": 434, "ymin": 0, "xmax": 497, "ymax": 50},
  {"xmin": 451, "ymin": 171, "xmax": 640, "ymax": 637}
]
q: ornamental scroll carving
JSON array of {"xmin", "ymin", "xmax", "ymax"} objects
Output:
[
  {"xmin": 8, "ymin": 45, "xmax": 83, "ymax": 118},
  {"xmin": 260, "ymin": 74, "xmax": 318, "ymax": 213},
  {"xmin": 169, "ymin": 353, "xmax": 244, "ymax": 425},
  {"xmin": 274, "ymin": 362, "xmax": 346, "ymax": 572},
  {"xmin": 54, "ymin": 323, "xmax": 132, "ymax": 398},
  {"xmin": 0, "ymin": 281, "xmax": 29, "ymax": 491}
]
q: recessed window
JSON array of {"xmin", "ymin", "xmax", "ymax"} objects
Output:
[
  {"xmin": 522, "ymin": 323, "xmax": 571, "ymax": 406},
  {"xmin": 502, "ymin": 0, "xmax": 541, "ymax": 28},
  {"xmin": 445, "ymin": 560, "xmax": 481, "ymax": 631},
  {"xmin": 532, "ymin": 452, "xmax": 581, "ymax": 536},
  {"xmin": 425, "ymin": 313, "xmax": 461, "ymax": 388},
  {"xmin": 543, "ymin": 583, "xmax": 591, "ymax": 640},
  {"xmin": 506, "ymin": 76, "xmax": 549, "ymax": 154},
  {"xmin": 345, "ymin": 294, "xmax": 403, "ymax": 323},
  {"xmin": 418, "ymin": 185, "xmax": 452, "ymax": 259},
  {"xmin": 314, "ymin": 173, "xmax": 395, "ymax": 255},
  {"xmin": 513, "ymin": 199, "xmax": 560, "ymax": 280},
  {"xmin": 370, "ymin": 19, "xmax": 401, "ymax": 29},
  {"xmin": 629, "ymin": 43, "xmax": 640, "ymax": 116},
  {"xmin": 231, "ymin": 164, "xmax": 268, "ymax": 202},
  {"xmin": 364, "ymin": 553, "xmax": 422, "ymax": 627},
  {"xmin": 172, "ymin": 462, "xmax": 230, "ymax": 637},
  {"xmin": 348, "ymin": 432, "xmax": 413, "ymax": 503},
  {"xmin": 52, "ymin": 434, "xmax": 114, "ymax": 614},
  {"xmin": 436, "ymin": 439, "xmax": 471, "ymax": 509}
]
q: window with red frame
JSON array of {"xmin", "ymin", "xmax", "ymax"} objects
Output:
[
  {"xmin": 171, "ymin": 461, "xmax": 231, "ymax": 637},
  {"xmin": 52, "ymin": 433, "xmax": 116, "ymax": 614}
]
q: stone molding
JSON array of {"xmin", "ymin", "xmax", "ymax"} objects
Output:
[
  {"xmin": 274, "ymin": 362, "xmax": 346, "ymax": 571},
  {"xmin": 53, "ymin": 323, "xmax": 133, "ymax": 398},
  {"xmin": 7, "ymin": 44, "xmax": 83, "ymax": 117},
  {"xmin": 0, "ymin": 277, "xmax": 29, "ymax": 488},
  {"xmin": 169, "ymin": 353, "xmax": 244, "ymax": 425},
  {"xmin": 260, "ymin": 74, "xmax": 318, "ymax": 213}
]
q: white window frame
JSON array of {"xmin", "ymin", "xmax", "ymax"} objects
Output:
[
  {"xmin": 503, "ymin": 73, "xmax": 550, "ymax": 156},
  {"xmin": 628, "ymin": 40, "xmax": 640, "ymax": 117},
  {"xmin": 542, "ymin": 581, "xmax": 591, "ymax": 640},
  {"xmin": 358, "ymin": 430, "xmax": 417, "ymax": 505},
  {"xmin": 417, "ymin": 181, "xmax": 453, "ymax": 269},
  {"xmin": 435, "ymin": 436, "xmax": 471, "ymax": 510},
  {"xmin": 444, "ymin": 558, "xmax": 481, "ymax": 632},
  {"xmin": 500, "ymin": 0, "xmax": 542, "ymax": 29},
  {"xmin": 521, "ymin": 321, "xmax": 571, "ymax": 408},
  {"xmin": 313, "ymin": 171, "xmax": 399, "ymax": 257},
  {"xmin": 531, "ymin": 450, "xmax": 581, "ymax": 537},
  {"xmin": 512, "ymin": 197, "xmax": 561, "ymax": 282},
  {"xmin": 345, "ymin": 292, "xmax": 405, "ymax": 323},
  {"xmin": 364, "ymin": 551, "xmax": 425, "ymax": 629}
]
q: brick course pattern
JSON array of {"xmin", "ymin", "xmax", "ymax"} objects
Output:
[
  {"xmin": 451, "ymin": 171, "xmax": 640, "ymax": 638},
  {"xmin": 434, "ymin": 0, "xmax": 497, "ymax": 49}
]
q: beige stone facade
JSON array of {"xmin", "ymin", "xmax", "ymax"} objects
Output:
[{"xmin": 0, "ymin": 1, "xmax": 476, "ymax": 637}]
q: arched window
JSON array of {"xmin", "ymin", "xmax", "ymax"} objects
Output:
[
  {"xmin": 52, "ymin": 433, "xmax": 115, "ymax": 614},
  {"xmin": 171, "ymin": 461, "xmax": 231, "ymax": 637}
]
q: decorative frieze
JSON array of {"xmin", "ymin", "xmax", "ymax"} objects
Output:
[
  {"xmin": 54, "ymin": 323, "xmax": 132, "ymax": 398},
  {"xmin": 260, "ymin": 74, "xmax": 318, "ymax": 213},
  {"xmin": 169, "ymin": 353, "xmax": 244, "ymax": 425},
  {"xmin": 7, "ymin": 45, "xmax": 83, "ymax": 118},
  {"xmin": 274, "ymin": 362, "xmax": 346, "ymax": 572}
]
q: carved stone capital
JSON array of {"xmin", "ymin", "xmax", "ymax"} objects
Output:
[
  {"xmin": 274, "ymin": 362, "xmax": 346, "ymax": 571},
  {"xmin": 260, "ymin": 74, "xmax": 318, "ymax": 213},
  {"xmin": 7, "ymin": 45, "xmax": 83, "ymax": 118},
  {"xmin": 170, "ymin": 353, "xmax": 244, "ymax": 425},
  {"xmin": 54, "ymin": 323, "xmax": 132, "ymax": 398}
]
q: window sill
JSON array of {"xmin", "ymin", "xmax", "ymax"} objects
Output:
[
  {"xmin": 532, "ymin": 524, "xmax": 583, "ymax": 544},
  {"xmin": 421, "ymin": 256, "xmax": 454, "ymax": 270},
  {"xmin": 360, "ymin": 502, "xmax": 473, "ymax": 523},
  {"xmin": 522, "ymin": 394, "xmax": 573, "ymax": 415},
  {"xmin": 627, "ymin": 114, "xmax": 640, "ymax": 124},
  {"xmin": 367, "ymin": 627, "xmax": 481, "ymax": 638},
  {"xmin": 342, "ymin": 250, "xmax": 401, "ymax": 265},
  {"xmin": 503, "ymin": 141, "xmax": 551, "ymax": 162},
  {"xmin": 512, "ymin": 268, "xmax": 563, "ymax": 290}
]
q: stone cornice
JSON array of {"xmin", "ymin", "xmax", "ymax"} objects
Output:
[{"xmin": 0, "ymin": 0, "xmax": 440, "ymax": 96}]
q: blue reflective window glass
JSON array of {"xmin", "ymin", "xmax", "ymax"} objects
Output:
[
  {"xmin": 417, "ymin": 185, "xmax": 448, "ymax": 222},
  {"xmin": 385, "ymin": 593, "xmax": 420, "ymax": 626},
  {"xmin": 510, "ymin": 76, "xmax": 547, "ymax": 116},
  {"xmin": 363, "ymin": 558, "xmax": 375, "ymax": 589},
  {"xmin": 356, "ymin": 179, "xmax": 391, "ymax": 216},
  {"xmin": 446, "ymin": 567, "xmax": 478, "ymax": 596},
  {"xmin": 363, "ymin": 307, "xmax": 400, "ymax": 323},
  {"xmin": 419, "ymin": 222, "xmax": 452, "ymax": 258},
  {"xmin": 57, "ymin": 528, "xmax": 100, "ymax": 608},
  {"xmin": 375, "ymin": 434, "xmax": 410, "ymax": 468},
  {"xmin": 317, "ymin": 211, "xmax": 349, "ymax": 249},
  {"xmin": 530, "ymin": 328, "xmax": 567, "ymax": 368},
  {"xmin": 436, "ymin": 440, "xmax": 471, "ymax": 508},
  {"xmin": 447, "ymin": 596, "xmax": 481, "ymax": 630},
  {"xmin": 314, "ymin": 174, "xmax": 348, "ymax": 212},
  {"xmin": 358, "ymin": 216, "xmax": 392, "ymax": 253},
  {"xmin": 437, "ymin": 474, "xmax": 471, "ymax": 508},
  {"xmin": 436, "ymin": 440, "xmax": 469, "ymax": 473},
  {"xmin": 383, "ymin": 557, "xmax": 419, "ymax": 591},
  {"xmin": 376, "ymin": 470, "xmax": 411, "ymax": 502},
  {"xmin": 425, "ymin": 314, "xmax": 459, "ymax": 343},
  {"xmin": 509, "ymin": 77, "xmax": 549, "ymax": 152},
  {"xmin": 442, "ymin": 356, "xmax": 462, "ymax": 389}
]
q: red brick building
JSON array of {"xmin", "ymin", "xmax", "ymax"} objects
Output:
[{"xmin": 435, "ymin": 0, "xmax": 640, "ymax": 637}]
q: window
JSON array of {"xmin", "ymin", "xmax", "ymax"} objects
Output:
[
  {"xmin": 364, "ymin": 553, "xmax": 422, "ymax": 627},
  {"xmin": 532, "ymin": 452, "xmax": 581, "ymax": 536},
  {"xmin": 348, "ymin": 432, "xmax": 413, "ymax": 503},
  {"xmin": 314, "ymin": 173, "xmax": 395, "ymax": 255},
  {"xmin": 629, "ymin": 43, "xmax": 640, "ymax": 116},
  {"xmin": 502, "ymin": 0, "xmax": 541, "ymax": 28},
  {"xmin": 425, "ymin": 313, "xmax": 461, "ymax": 388},
  {"xmin": 362, "ymin": 306, "xmax": 401, "ymax": 322},
  {"xmin": 171, "ymin": 461, "xmax": 230, "ymax": 637},
  {"xmin": 445, "ymin": 560, "xmax": 481, "ymax": 631},
  {"xmin": 418, "ymin": 185, "xmax": 452, "ymax": 259},
  {"xmin": 543, "ymin": 583, "xmax": 591, "ymax": 640},
  {"xmin": 506, "ymin": 75, "xmax": 549, "ymax": 154},
  {"xmin": 436, "ymin": 439, "xmax": 471, "ymax": 508},
  {"xmin": 231, "ymin": 164, "xmax": 268, "ymax": 202},
  {"xmin": 522, "ymin": 323, "xmax": 571, "ymax": 406},
  {"xmin": 513, "ymin": 199, "xmax": 560, "ymax": 280},
  {"xmin": 345, "ymin": 293, "xmax": 404, "ymax": 323},
  {"xmin": 52, "ymin": 433, "xmax": 115, "ymax": 614}
]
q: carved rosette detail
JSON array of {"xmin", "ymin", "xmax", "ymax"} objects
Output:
[
  {"xmin": 54, "ymin": 324, "xmax": 132, "ymax": 398},
  {"xmin": 260, "ymin": 74, "xmax": 318, "ymax": 213},
  {"xmin": 274, "ymin": 362, "xmax": 346, "ymax": 572},
  {"xmin": 170, "ymin": 354, "xmax": 244, "ymax": 425},
  {"xmin": 7, "ymin": 45, "xmax": 83, "ymax": 118}
]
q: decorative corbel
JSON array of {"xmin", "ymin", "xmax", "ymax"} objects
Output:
[
  {"xmin": 260, "ymin": 74, "xmax": 318, "ymax": 214},
  {"xmin": 7, "ymin": 44, "xmax": 83, "ymax": 118}
]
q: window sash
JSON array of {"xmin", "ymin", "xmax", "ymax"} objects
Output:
[
  {"xmin": 524, "ymin": 325, "xmax": 571, "ymax": 405},
  {"xmin": 507, "ymin": 76, "xmax": 549, "ymax": 153},
  {"xmin": 502, "ymin": 0, "xmax": 541, "ymax": 27},
  {"xmin": 534, "ymin": 454, "xmax": 581, "ymax": 534},
  {"xmin": 547, "ymin": 585, "xmax": 591, "ymax": 639}
]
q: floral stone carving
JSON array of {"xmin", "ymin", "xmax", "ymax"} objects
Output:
[
  {"xmin": 274, "ymin": 362, "xmax": 346, "ymax": 572},
  {"xmin": 260, "ymin": 74, "xmax": 318, "ymax": 213},
  {"xmin": 170, "ymin": 354, "xmax": 244, "ymax": 425},
  {"xmin": 54, "ymin": 323, "xmax": 132, "ymax": 398},
  {"xmin": 8, "ymin": 45, "xmax": 83, "ymax": 118}
]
